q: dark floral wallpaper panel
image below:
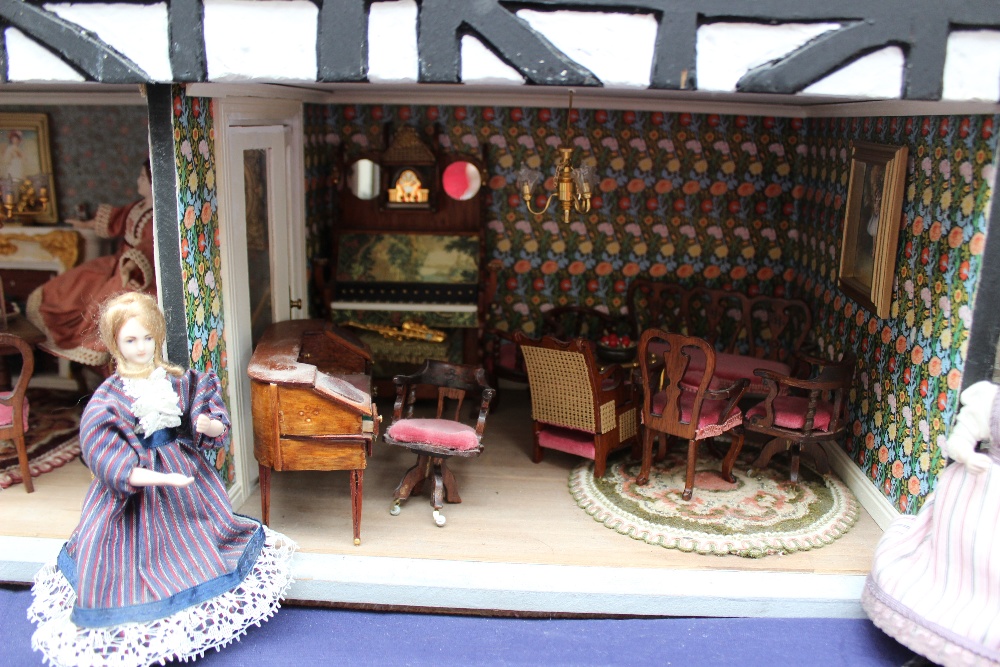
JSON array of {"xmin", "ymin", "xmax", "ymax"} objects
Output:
[{"xmin": 800, "ymin": 114, "xmax": 997, "ymax": 514}]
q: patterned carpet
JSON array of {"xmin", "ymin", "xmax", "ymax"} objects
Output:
[
  {"xmin": 570, "ymin": 447, "xmax": 859, "ymax": 558},
  {"xmin": 0, "ymin": 390, "xmax": 84, "ymax": 490}
]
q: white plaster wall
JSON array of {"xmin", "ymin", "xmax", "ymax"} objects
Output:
[
  {"xmin": 46, "ymin": 3, "xmax": 172, "ymax": 81},
  {"xmin": 944, "ymin": 30, "xmax": 1000, "ymax": 102},
  {"xmin": 4, "ymin": 28, "xmax": 84, "ymax": 82},
  {"xmin": 804, "ymin": 47, "xmax": 904, "ymax": 98},
  {"xmin": 515, "ymin": 10, "xmax": 657, "ymax": 89},
  {"xmin": 461, "ymin": 36, "xmax": 524, "ymax": 86},
  {"xmin": 697, "ymin": 23, "xmax": 839, "ymax": 92},
  {"xmin": 203, "ymin": 0, "xmax": 317, "ymax": 82},
  {"xmin": 368, "ymin": 0, "xmax": 418, "ymax": 83}
]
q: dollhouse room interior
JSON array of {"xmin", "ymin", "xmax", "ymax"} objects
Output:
[{"xmin": 1, "ymin": 0, "xmax": 1000, "ymax": 626}]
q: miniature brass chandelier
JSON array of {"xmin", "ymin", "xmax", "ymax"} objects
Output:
[{"xmin": 516, "ymin": 90, "xmax": 595, "ymax": 224}]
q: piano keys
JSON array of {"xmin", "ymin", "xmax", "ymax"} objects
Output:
[{"xmin": 248, "ymin": 319, "xmax": 379, "ymax": 545}]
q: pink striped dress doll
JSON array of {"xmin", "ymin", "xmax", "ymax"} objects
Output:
[
  {"xmin": 862, "ymin": 380, "xmax": 1000, "ymax": 667},
  {"xmin": 28, "ymin": 292, "xmax": 296, "ymax": 667}
]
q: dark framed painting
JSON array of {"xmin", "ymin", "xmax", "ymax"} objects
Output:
[
  {"xmin": 839, "ymin": 141, "xmax": 908, "ymax": 318},
  {"xmin": 0, "ymin": 113, "xmax": 58, "ymax": 224}
]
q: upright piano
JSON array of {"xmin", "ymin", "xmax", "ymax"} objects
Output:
[{"xmin": 248, "ymin": 319, "xmax": 379, "ymax": 545}]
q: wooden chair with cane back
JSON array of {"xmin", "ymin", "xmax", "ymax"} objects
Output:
[{"xmin": 514, "ymin": 333, "xmax": 639, "ymax": 477}]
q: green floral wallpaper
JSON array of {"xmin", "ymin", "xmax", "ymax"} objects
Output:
[
  {"xmin": 172, "ymin": 86, "xmax": 234, "ymax": 485},
  {"xmin": 799, "ymin": 114, "xmax": 997, "ymax": 513}
]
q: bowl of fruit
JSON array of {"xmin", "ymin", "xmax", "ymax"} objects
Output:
[{"xmin": 596, "ymin": 332, "xmax": 637, "ymax": 363}]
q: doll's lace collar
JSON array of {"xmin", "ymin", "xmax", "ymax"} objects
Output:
[{"xmin": 121, "ymin": 366, "xmax": 182, "ymax": 436}]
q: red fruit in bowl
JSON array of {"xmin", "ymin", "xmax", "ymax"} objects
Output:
[
  {"xmin": 600, "ymin": 334, "xmax": 610, "ymax": 345},
  {"xmin": 620, "ymin": 336, "xmax": 631, "ymax": 348},
  {"xmin": 608, "ymin": 333, "xmax": 619, "ymax": 346}
]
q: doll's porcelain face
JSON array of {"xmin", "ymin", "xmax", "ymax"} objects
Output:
[
  {"xmin": 136, "ymin": 167, "xmax": 152, "ymax": 202},
  {"xmin": 117, "ymin": 317, "xmax": 156, "ymax": 367}
]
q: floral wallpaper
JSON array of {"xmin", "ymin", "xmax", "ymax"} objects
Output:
[
  {"xmin": 304, "ymin": 103, "xmax": 336, "ymax": 313},
  {"xmin": 319, "ymin": 105, "xmax": 803, "ymax": 335},
  {"xmin": 310, "ymin": 103, "xmax": 997, "ymax": 513},
  {"xmin": 171, "ymin": 85, "xmax": 234, "ymax": 485},
  {"xmin": 0, "ymin": 104, "xmax": 149, "ymax": 220},
  {"xmin": 799, "ymin": 114, "xmax": 997, "ymax": 513}
]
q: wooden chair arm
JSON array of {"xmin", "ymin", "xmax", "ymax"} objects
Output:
[
  {"xmin": 473, "ymin": 368, "xmax": 496, "ymax": 437},
  {"xmin": 391, "ymin": 370, "xmax": 425, "ymax": 421},
  {"xmin": 705, "ymin": 377, "xmax": 749, "ymax": 424},
  {"xmin": 753, "ymin": 368, "xmax": 844, "ymax": 392}
]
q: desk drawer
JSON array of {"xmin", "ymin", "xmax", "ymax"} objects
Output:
[{"xmin": 274, "ymin": 437, "xmax": 367, "ymax": 471}]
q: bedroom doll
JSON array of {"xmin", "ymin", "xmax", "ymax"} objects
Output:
[{"xmin": 28, "ymin": 292, "xmax": 296, "ymax": 667}]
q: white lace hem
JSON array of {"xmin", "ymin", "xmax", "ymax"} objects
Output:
[{"xmin": 28, "ymin": 527, "xmax": 297, "ymax": 667}]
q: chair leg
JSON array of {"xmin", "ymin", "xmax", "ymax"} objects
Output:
[
  {"xmin": 801, "ymin": 441, "xmax": 831, "ymax": 476},
  {"xmin": 532, "ymin": 423, "xmax": 544, "ymax": 464},
  {"xmin": 637, "ymin": 427, "xmax": 656, "ymax": 485},
  {"xmin": 14, "ymin": 430, "xmax": 32, "ymax": 493},
  {"xmin": 720, "ymin": 428, "xmax": 745, "ymax": 483},
  {"xmin": 749, "ymin": 437, "xmax": 790, "ymax": 477},
  {"xmin": 392, "ymin": 455, "xmax": 430, "ymax": 510},
  {"xmin": 682, "ymin": 439, "xmax": 698, "ymax": 501},
  {"xmin": 440, "ymin": 460, "xmax": 462, "ymax": 504}
]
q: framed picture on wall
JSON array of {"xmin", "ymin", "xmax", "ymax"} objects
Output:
[
  {"xmin": 0, "ymin": 113, "xmax": 58, "ymax": 224},
  {"xmin": 839, "ymin": 140, "xmax": 908, "ymax": 319}
]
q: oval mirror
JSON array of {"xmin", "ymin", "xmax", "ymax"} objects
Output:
[
  {"xmin": 348, "ymin": 159, "xmax": 380, "ymax": 200},
  {"xmin": 442, "ymin": 161, "xmax": 482, "ymax": 201}
]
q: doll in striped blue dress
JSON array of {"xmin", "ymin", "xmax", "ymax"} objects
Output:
[{"xmin": 28, "ymin": 292, "xmax": 296, "ymax": 667}]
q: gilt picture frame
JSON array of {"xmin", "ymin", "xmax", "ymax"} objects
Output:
[
  {"xmin": 0, "ymin": 112, "xmax": 58, "ymax": 224},
  {"xmin": 839, "ymin": 141, "xmax": 908, "ymax": 319}
]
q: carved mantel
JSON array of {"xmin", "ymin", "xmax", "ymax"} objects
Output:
[{"xmin": 0, "ymin": 226, "xmax": 81, "ymax": 273}]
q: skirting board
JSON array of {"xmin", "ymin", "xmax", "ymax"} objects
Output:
[
  {"xmin": 0, "ymin": 536, "xmax": 867, "ymax": 619},
  {"xmin": 822, "ymin": 442, "xmax": 899, "ymax": 531}
]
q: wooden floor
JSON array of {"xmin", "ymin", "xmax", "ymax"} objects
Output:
[{"xmin": 0, "ymin": 388, "xmax": 881, "ymax": 616}]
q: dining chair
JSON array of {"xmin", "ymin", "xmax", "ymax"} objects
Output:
[{"xmin": 636, "ymin": 328, "xmax": 748, "ymax": 500}]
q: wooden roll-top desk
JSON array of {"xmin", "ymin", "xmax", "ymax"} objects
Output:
[{"xmin": 248, "ymin": 319, "xmax": 379, "ymax": 545}]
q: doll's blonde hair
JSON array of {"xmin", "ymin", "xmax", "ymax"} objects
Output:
[{"xmin": 99, "ymin": 292, "xmax": 183, "ymax": 378}]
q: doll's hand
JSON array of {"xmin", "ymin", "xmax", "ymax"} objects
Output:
[
  {"xmin": 195, "ymin": 414, "xmax": 225, "ymax": 438},
  {"xmin": 67, "ymin": 218, "xmax": 95, "ymax": 230},
  {"xmin": 161, "ymin": 473, "xmax": 196, "ymax": 487},
  {"xmin": 951, "ymin": 448, "xmax": 992, "ymax": 474},
  {"xmin": 128, "ymin": 467, "xmax": 194, "ymax": 487}
]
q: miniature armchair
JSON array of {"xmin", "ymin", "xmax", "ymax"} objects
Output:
[
  {"xmin": 743, "ymin": 352, "xmax": 855, "ymax": 482},
  {"xmin": 514, "ymin": 333, "xmax": 639, "ymax": 477},
  {"xmin": 382, "ymin": 359, "xmax": 495, "ymax": 527},
  {"xmin": 636, "ymin": 329, "xmax": 748, "ymax": 500}
]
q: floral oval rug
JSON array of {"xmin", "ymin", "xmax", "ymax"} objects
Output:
[{"xmin": 569, "ymin": 449, "xmax": 859, "ymax": 558}]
